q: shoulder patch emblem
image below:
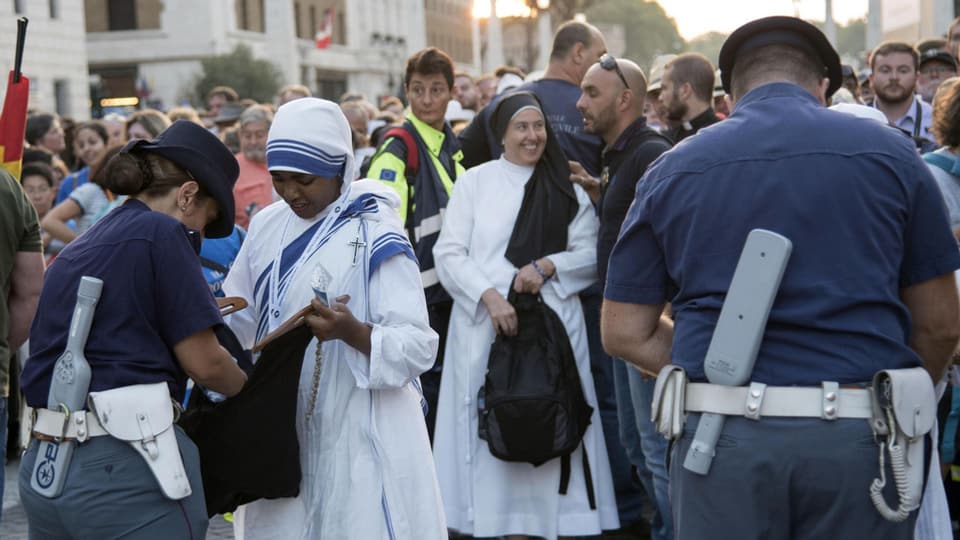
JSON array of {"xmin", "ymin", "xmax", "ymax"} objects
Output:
[{"xmin": 380, "ymin": 169, "xmax": 397, "ymax": 182}]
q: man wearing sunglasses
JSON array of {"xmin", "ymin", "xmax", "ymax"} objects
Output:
[
  {"xmin": 575, "ymin": 55, "xmax": 675, "ymax": 540},
  {"xmin": 659, "ymin": 53, "xmax": 722, "ymax": 143}
]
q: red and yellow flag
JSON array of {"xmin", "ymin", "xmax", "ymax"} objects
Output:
[{"xmin": 0, "ymin": 70, "xmax": 30, "ymax": 179}]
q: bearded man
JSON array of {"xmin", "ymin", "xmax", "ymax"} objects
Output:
[
  {"xmin": 659, "ymin": 53, "xmax": 721, "ymax": 143},
  {"xmin": 869, "ymin": 41, "xmax": 934, "ymax": 141}
]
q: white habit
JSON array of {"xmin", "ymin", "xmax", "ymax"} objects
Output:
[
  {"xmin": 223, "ymin": 180, "xmax": 447, "ymax": 539},
  {"xmin": 432, "ymin": 156, "xmax": 619, "ymax": 538}
]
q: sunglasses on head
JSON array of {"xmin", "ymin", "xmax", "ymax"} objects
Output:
[{"xmin": 600, "ymin": 54, "xmax": 630, "ymax": 89}]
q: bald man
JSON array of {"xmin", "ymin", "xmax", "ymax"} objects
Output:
[
  {"xmin": 573, "ymin": 57, "xmax": 675, "ymax": 540},
  {"xmin": 459, "ymin": 20, "xmax": 608, "ymax": 174}
]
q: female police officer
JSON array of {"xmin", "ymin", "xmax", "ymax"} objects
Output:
[{"xmin": 19, "ymin": 120, "xmax": 248, "ymax": 539}]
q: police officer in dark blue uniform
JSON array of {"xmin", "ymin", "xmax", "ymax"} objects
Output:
[
  {"xmin": 19, "ymin": 120, "xmax": 248, "ymax": 539},
  {"xmin": 602, "ymin": 17, "xmax": 960, "ymax": 540}
]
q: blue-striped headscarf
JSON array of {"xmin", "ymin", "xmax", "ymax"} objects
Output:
[{"xmin": 266, "ymin": 98, "xmax": 353, "ymax": 185}]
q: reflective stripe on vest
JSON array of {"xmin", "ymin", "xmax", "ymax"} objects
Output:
[
  {"xmin": 420, "ymin": 268, "xmax": 440, "ymax": 288},
  {"xmin": 413, "ymin": 211, "xmax": 444, "ymax": 243}
]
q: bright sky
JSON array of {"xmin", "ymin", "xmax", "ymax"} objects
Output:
[
  {"xmin": 657, "ymin": 0, "xmax": 869, "ymax": 39},
  {"xmin": 472, "ymin": 0, "xmax": 870, "ymax": 40}
]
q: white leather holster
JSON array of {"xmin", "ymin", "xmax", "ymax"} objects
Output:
[
  {"xmin": 87, "ymin": 382, "xmax": 192, "ymax": 500},
  {"xmin": 651, "ymin": 365, "xmax": 687, "ymax": 440}
]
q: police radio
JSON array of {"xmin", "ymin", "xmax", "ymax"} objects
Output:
[{"xmin": 31, "ymin": 276, "xmax": 103, "ymax": 498}]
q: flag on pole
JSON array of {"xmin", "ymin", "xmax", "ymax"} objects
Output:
[
  {"xmin": 315, "ymin": 8, "xmax": 334, "ymax": 49},
  {"xmin": 0, "ymin": 18, "xmax": 29, "ymax": 179}
]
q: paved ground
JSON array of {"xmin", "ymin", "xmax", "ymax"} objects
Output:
[{"xmin": 0, "ymin": 458, "xmax": 234, "ymax": 539}]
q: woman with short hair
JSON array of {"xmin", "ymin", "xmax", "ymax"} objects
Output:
[
  {"xmin": 126, "ymin": 108, "xmax": 172, "ymax": 141},
  {"xmin": 25, "ymin": 112, "xmax": 66, "ymax": 156}
]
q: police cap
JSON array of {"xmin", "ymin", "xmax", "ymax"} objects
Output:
[{"xmin": 718, "ymin": 16, "xmax": 842, "ymax": 98}]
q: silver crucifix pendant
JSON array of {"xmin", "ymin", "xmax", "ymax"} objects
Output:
[{"xmin": 348, "ymin": 221, "xmax": 366, "ymax": 266}]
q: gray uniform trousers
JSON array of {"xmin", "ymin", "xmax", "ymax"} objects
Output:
[
  {"xmin": 19, "ymin": 426, "xmax": 208, "ymax": 539},
  {"xmin": 670, "ymin": 414, "xmax": 922, "ymax": 540}
]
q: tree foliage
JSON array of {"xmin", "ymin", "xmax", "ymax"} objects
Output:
[
  {"xmin": 192, "ymin": 44, "xmax": 283, "ymax": 105},
  {"xmin": 549, "ymin": 0, "xmax": 599, "ymax": 22},
  {"xmin": 684, "ymin": 17, "xmax": 867, "ymax": 72},
  {"xmin": 584, "ymin": 0, "xmax": 685, "ymax": 71},
  {"xmin": 686, "ymin": 31, "xmax": 726, "ymax": 66},
  {"xmin": 829, "ymin": 18, "xmax": 867, "ymax": 61}
]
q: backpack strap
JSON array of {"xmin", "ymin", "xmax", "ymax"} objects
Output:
[
  {"xmin": 913, "ymin": 99, "xmax": 923, "ymax": 139},
  {"xmin": 558, "ymin": 444, "xmax": 597, "ymax": 510},
  {"xmin": 582, "ymin": 445, "xmax": 596, "ymax": 510},
  {"xmin": 382, "ymin": 126, "xmax": 420, "ymax": 179},
  {"xmin": 375, "ymin": 126, "xmax": 421, "ymax": 240},
  {"xmin": 200, "ymin": 256, "xmax": 230, "ymax": 275},
  {"xmin": 923, "ymin": 151, "xmax": 959, "ymax": 175}
]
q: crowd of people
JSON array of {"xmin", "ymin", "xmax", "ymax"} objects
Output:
[{"xmin": 3, "ymin": 11, "xmax": 960, "ymax": 540}]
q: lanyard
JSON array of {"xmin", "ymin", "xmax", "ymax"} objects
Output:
[
  {"xmin": 267, "ymin": 182, "xmax": 352, "ymax": 332},
  {"xmin": 912, "ymin": 99, "xmax": 922, "ymax": 138},
  {"xmin": 872, "ymin": 97, "xmax": 923, "ymax": 137}
]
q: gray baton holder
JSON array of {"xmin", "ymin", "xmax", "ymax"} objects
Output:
[
  {"xmin": 30, "ymin": 277, "xmax": 103, "ymax": 498},
  {"xmin": 682, "ymin": 230, "xmax": 792, "ymax": 475}
]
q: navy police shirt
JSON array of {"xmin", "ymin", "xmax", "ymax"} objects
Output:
[
  {"xmin": 23, "ymin": 199, "xmax": 223, "ymax": 406},
  {"xmin": 605, "ymin": 83, "xmax": 960, "ymax": 386}
]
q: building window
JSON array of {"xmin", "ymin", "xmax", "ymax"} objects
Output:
[
  {"xmin": 108, "ymin": 0, "xmax": 137, "ymax": 30},
  {"xmin": 49, "ymin": 0, "xmax": 59, "ymax": 18},
  {"xmin": 238, "ymin": 0, "xmax": 248, "ymax": 30},
  {"xmin": 13, "ymin": 0, "xmax": 23, "ymax": 15},
  {"xmin": 294, "ymin": 2, "xmax": 301, "ymax": 38},
  {"xmin": 53, "ymin": 79, "xmax": 69, "ymax": 116},
  {"xmin": 316, "ymin": 75, "xmax": 346, "ymax": 102},
  {"xmin": 309, "ymin": 5, "xmax": 317, "ymax": 38},
  {"xmin": 236, "ymin": 0, "xmax": 265, "ymax": 32}
]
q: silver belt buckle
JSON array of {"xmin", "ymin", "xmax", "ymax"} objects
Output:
[{"xmin": 744, "ymin": 382, "xmax": 766, "ymax": 420}]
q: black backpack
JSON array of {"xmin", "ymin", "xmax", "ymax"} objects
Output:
[{"xmin": 478, "ymin": 286, "xmax": 596, "ymax": 508}]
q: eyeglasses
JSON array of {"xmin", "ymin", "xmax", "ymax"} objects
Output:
[
  {"xmin": 920, "ymin": 64, "xmax": 956, "ymax": 76},
  {"xmin": 600, "ymin": 54, "xmax": 629, "ymax": 89}
]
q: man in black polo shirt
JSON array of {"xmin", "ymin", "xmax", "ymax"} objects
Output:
[
  {"xmin": 659, "ymin": 53, "xmax": 722, "ymax": 143},
  {"xmin": 572, "ymin": 56, "xmax": 674, "ymax": 540}
]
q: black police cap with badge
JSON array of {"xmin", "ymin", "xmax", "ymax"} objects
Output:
[
  {"xmin": 718, "ymin": 16, "xmax": 843, "ymax": 99},
  {"xmin": 121, "ymin": 120, "xmax": 240, "ymax": 239}
]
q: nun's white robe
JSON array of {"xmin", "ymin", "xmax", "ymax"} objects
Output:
[
  {"xmin": 224, "ymin": 180, "xmax": 447, "ymax": 540},
  {"xmin": 432, "ymin": 157, "xmax": 620, "ymax": 539}
]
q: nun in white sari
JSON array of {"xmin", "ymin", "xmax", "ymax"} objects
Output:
[
  {"xmin": 432, "ymin": 92, "xmax": 619, "ymax": 539},
  {"xmin": 223, "ymin": 98, "xmax": 446, "ymax": 540}
]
